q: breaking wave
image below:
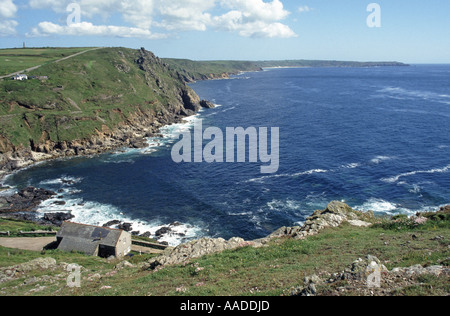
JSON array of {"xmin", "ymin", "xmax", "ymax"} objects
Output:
[{"xmin": 381, "ymin": 164, "xmax": 450, "ymax": 183}]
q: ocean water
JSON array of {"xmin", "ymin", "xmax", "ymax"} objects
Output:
[{"xmin": 3, "ymin": 65, "xmax": 450, "ymax": 245}]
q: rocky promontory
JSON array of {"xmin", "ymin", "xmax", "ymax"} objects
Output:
[
  {"xmin": 145, "ymin": 201, "xmax": 376, "ymax": 270},
  {"xmin": 0, "ymin": 47, "xmax": 216, "ymax": 180}
]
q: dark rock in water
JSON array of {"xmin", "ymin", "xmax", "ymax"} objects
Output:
[
  {"xmin": 130, "ymin": 138, "xmax": 148, "ymax": 149},
  {"xmin": 200, "ymin": 100, "xmax": 215, "ymax": 109},
  {"xmin": 180, "ymin": 108, "xmax": 196, "ymax": 117},
  {"xmin": 103, "ymin": 220, "xmax": 121, "ymax": 228},
  {"xmin": 118, "ymin": 222, "xmax": 133, "ymax": 232},
  {"xmin": 0, "ymin": 187, "xmax": 56, "ymax": 213},
  {"xmin": 155, "ymin": 226, "xmax": 172, "ymax": 237},
  {"xmin": 140, "ymin": 232, "xmax": 152, "ymax": 238},
  {"xmin": 52, "ymin": 201, "xmax": 66, "ymax": 206},
  {"xmin": 43, "ymin": 212, "xmax": 75, "ymax": 226}
]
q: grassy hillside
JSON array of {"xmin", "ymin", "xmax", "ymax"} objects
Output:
[
  {"xmin": 163, "ymin": 58, "xmax": 262, "ymax": 81},
  {"xmin": 0, "ymin": 47, "xmax": 198, "ymax": 153},
  {"xmin": 0, "ymin": 212, "xmax": 448, "ymax": 296}
]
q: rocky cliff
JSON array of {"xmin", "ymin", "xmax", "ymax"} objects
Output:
[{"xmin": 0, "ymin": 47, "xmax": 211, "ymax": 180}]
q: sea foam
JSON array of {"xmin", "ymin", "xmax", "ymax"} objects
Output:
[{"xmin": 381, "ymin": 164, "xmax": 450, "ymax": 183}]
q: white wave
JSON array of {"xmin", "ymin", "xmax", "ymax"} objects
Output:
[
  {"xmin": 381, "ymin": 164, "xmax": 450, "ymax": 183},
  {"xmin": 355, "ymin": 199, "xmax": 447, "ymax": 216},
  {"xmin": 370, "ymin": 156, "xmax": 395, "ymax": 164},
  {"xmin": 159, "ymin": 114, "xmax": 200, "ymax": 140},
  {"xmin": 246, "ymin": 169, "xmax": 329, "ymax": 183},
  {"xmin": 340, "ymin": 163, "xmax": 361, "ymax": 169},
  {"xmin": 39, "ymin": 176, "xmax": 83, "ymax": 186},
  {"xmin": 227, "ymin": 211, "xmax": 253, "ymax": 216},
  {"xmin": 377, "ymin": 86, "xmax": 450, "ymax": 105},
  {"xmin": 409, "ymin": 184, "xmax": 422, "ymax": 194},
  {"xmin": 353, "ymin": 198, "xmax": 411, "ymax": 215},
  {"xmin": 267, "ymin": 199, "xmax": 302, "ymax": 212},
  {"xmin": 0, "ymin": 187, "xmax": 16, "ymax": 197},
  {"xmin": 36, "ymin": 190, "xmax": 203, "ymax": 246},
  {"xmin": 221, "ymin": 106, "xmax": 236, "ymax": 113}
]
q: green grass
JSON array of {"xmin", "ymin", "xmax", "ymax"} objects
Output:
[
  {"xmin": 0, "ymin": 47, "xmax": 191, "ymax": 151},
  {"xmin": 1, "ymin": 218, "xmax": 447, "ymax": 296},
  {"xmin": 163, "ymin": 58, "xmax": 262, "ymax": 81},
  {"xmin": 0, "ymin": 47, "xmax": 94, "ymax": 75},
  {"xmin": 0, "ymin": 219, "xmax": 56, "ymax": 237}
]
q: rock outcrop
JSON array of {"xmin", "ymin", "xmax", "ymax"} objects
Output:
[
  {"xmin": 147, "ymin": 237, "xmax": 249, "ymax": 270},
  {"xmin": 290, "ymin": 255, "xmax": 449, "ymax": 296},
  {"xmin": 146, "ymin": 201, "xmax": 375, "ymax": 270},
  {"xmin": 0, "ymin": 47, "xmax": 208, "ymax": 179},
  {"xmin": 267, "ymin": 201, "xmax": 374, "ymax": 241},
  {"xmin": 0, "ymin": 187, "xmax": 56, "ymax": 213}
]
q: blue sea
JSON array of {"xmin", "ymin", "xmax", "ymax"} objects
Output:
[{"xmin": 3, "ymin": 65, "xmax": 450, "ymax": 245}]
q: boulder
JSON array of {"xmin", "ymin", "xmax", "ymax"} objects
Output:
[
  {"xmin": 1, "ymin": 187, "xmax": 56, "ymax": 212},
  {"xmin": 200, "ymin": 100, "xmax": 216, "ymax": 109},
  {"xmin": 148, "ymin": 237, "xmax": 246, "ymax": 269},
  {"xmin": 43, "ymin": 212, "xmax": 75, "ymax": 226},
  {"xmin": 291, "ymin": 274, "xmax": 323, "ymax": 296},
  {"xmin": 155, "ymin": 226, "xmax": 172, "ymax": 237},
  {"xmin": 103, "ymin": 220, "xmax": 121, "ymax": 228},
  {"xmin": 118, "ymin": 222, "xmax": 133, "ymax": 232}
]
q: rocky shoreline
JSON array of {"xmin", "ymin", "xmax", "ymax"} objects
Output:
[
  {"xmin": 0, "ymin": 99, "xmax": 213, "ymax": 183},
  {"xmin": 145, "ymin": 201, "xmax": 376, "ymax": 270},
  {"xmin": 0, "ymin": 47, "xmax": 218, "ymax": 184}
]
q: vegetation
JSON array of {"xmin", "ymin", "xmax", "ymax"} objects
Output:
[
  {"xmin": 0, "ymin": 47, "xmax": 190, "ymax": 151},
  {"xmin": 163, "ymin": 58, "xmax": 262, "ymax": 81},
  {"xmin": 0, "ymin": 47, "xmax": 94, "ymax": 76},
  {"xmin": 0, "ymin": 211, "xmax": 448, "ymax": 296},
  {"xmin": 0, "ymin": 219, "xmax": 56, "ymax": 237},
  {"xmin": 0, "ymin": 47, "xmax": 409, "ymax": 154}
]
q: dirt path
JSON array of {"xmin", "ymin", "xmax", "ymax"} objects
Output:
[
  {"xmin": 0, "ymin": 237, "xmax": 56, "ymax": 251},
  {"xmin": 0, "ymin": 47, "xmax": 102, "ymax": 79}
]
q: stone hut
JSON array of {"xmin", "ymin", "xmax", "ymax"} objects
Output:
[{"xmin": 56, "ymin": 222, "xmax": 131, "ymax": 258}]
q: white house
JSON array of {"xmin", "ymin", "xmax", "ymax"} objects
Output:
[{"xmin": 12, "ymin": 74, "xmax": 28, "ymax": 81}]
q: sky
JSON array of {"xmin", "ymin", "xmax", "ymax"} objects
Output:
[{"xmin": 0, "ymin": 0, "xmax": 449, "ymax": 63}]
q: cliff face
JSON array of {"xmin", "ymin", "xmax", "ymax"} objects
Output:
[{"xmin": 0, "ymin": 47, "xmax": 205, "ymax": 178}]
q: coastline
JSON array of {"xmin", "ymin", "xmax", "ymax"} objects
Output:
[{"xmin": 0, "ymin": 100, "xmax": 213, "ymax": 246}]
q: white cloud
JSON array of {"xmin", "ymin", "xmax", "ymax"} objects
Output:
[
  {"xmin": 155, "ymin": 0, "xmax": 215, "ymax": 31},
  {"xmin": 0, "ymin": 0, "xmax": 18, "ymax": 36},
  {"xmin": 220, "ymin": 0, "xmax": 290, "ymax": 22},
  {"xmin": 28, "ymin": 21, "xmax": 168, "ymax": 39},
  {"xmin": 26, "ymin": 0, "xmax": 297, "ymax": 39},
  {"xmin": 0, "ymin": 0, "xmax": 17, "ymax": 18},
  {"xmin": 0, "ymin": 19, "xmax": 18, "ymax": 36},
  {"xmin": 213, "ymin": 0, "xmax": 296, "ymax": 38},
  {"xmin": 298, "ymin": 6, "xmax": 313, "ymax": 13}
]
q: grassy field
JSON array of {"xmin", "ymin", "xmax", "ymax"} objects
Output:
[
  {"xmin": 0, "ymin": 48, "xmax": 95, "ymax": 76},
  {"xmin": 0, "ymin": 214, "xmax": 448, "ymax": 296}
]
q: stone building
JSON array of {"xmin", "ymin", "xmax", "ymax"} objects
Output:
[{"xmin": 56, "ymin": 222, "xmax": 131, "ymax": 258}]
